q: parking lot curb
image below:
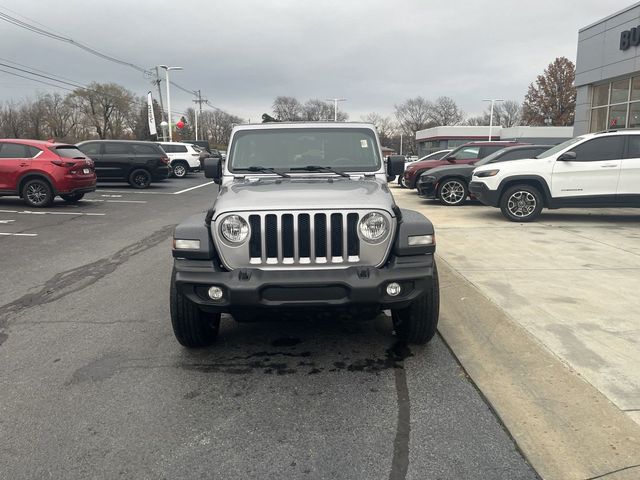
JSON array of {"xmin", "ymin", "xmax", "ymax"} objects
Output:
[{"xmin": 436, "ymin": 258, "xmax": 640, "ymax": 480}]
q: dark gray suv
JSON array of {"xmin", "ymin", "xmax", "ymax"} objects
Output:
[{"xmin": 76, "ymin": 140, "xmax": 170, "ymax": 188}]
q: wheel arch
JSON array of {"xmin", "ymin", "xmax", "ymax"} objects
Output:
[
  {"xmin": 18, "ymin": 172, "xmax": 56, "ymax": 197},
  {"xmin": 497, "ymin": 175, "xmax": 551, "ymax": 207}
]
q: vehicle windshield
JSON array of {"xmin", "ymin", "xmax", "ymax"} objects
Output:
[
  {"xmin": 229, "ymin": 128, "xmax": 381, "ymax": 173},
  {"xmin": 474, "ymin": 148, "xmax": 508, "ymax": 166},
  {"xmin": 536, "ymin": 137, "xmax": 585, "ymax": 158}
]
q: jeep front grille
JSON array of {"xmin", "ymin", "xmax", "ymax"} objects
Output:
[{"xmin": 213, "ymin": 210, "xmax": 394, "ymax": 270}]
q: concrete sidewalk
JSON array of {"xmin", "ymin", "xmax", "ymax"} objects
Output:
[{"xmin": 393, "ymin": 185, "xmax": 640, "ymax": 478}]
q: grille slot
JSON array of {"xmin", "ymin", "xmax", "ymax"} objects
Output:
[{"xmin": 244, "ymin": 211, "xmax": 364, "ymax": 266}]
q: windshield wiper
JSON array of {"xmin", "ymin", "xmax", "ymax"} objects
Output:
[
  {"xmin": 289, "ymin": 165, "xmax": 350, "ymax": 178},
  {"xmin": 235, "ymin": 166, "xmax": 290, "ymax": 178}
]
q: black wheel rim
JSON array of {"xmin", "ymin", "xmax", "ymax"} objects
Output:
[
  {"xmin": 133, "ymin": 172, "xmax": 150, "ymax": 187},
  {"xmin": 26, "ymin": 183, "xmax": 48, "ymax": 205}
]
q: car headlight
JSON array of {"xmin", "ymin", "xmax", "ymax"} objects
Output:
[
  {"xmin": 220, "ymin": 215, "xmax": 249, "ymax": 243},
  {"xmin": 359, "ymin": 212, "xmax": 389, "ymax": 243},
  {"xmin": 474, "ymin": 169, "xmax": 500, "ymax": 178}
]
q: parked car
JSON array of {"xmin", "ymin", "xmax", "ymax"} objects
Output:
[
  {"xmin": 417, "ymin": 145, "xmax": 552, "ymax": 205},
  {"xmin": 398, "ymin": 150, "xmax": 452, "ymax": 187},
  {"xmin": 469, "ymin": 131, "xmax": 640, "ymax": 221},
  {"xmin": 157, "ymin": 142, "xmax": 201, "ymax": 178},
  {"xmin": 170, "ymin": 122, "xmax": 439, "ymax": 348},
  {"xmin": 0, "ymin": 139, "xmax": 96, "ymax": 207},
  {"xmin": 402, "ymin": 141, "xmax": 526, "ymax": 189},
  {"xmin": 76, "ymin": 140, "xmax": 170, "ymax": 189}
]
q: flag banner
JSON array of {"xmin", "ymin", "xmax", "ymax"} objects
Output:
[{"xmin": 147, "ymin": 92, "xmax": 157, "ymax": 136}]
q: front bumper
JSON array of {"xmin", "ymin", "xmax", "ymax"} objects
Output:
[
  {"xmin": 469, "ymin": 181, "xmax": 500, "ymax": 207},
  {"xmin": 417, "ymin": 177, "xmax": 437, "ymax": 198},
  {"xmin": 174, "ymin": 255, "xmax": 435, "ymax": 313}
]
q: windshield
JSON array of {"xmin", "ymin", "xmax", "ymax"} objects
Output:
[
  {"xmin": 229, "ymin": 128, "xmax": 381, "ymax": 173},
  {"xmin": 536, "ymin": 137, "xmax": 585, "ymax": 158},
  {"xmin": 474, "ymin": 149, "xmax": 508, "ymax": 166}
]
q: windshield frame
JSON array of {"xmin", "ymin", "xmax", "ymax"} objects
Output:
[{"xmin": 227, "ymin": 127, "xmax": 383, "ymax": 174}]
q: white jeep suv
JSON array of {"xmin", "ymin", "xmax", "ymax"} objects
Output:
[
  {"xmin": 469, "ymin": 131, "xmax": 640, "ymax": 221},
  {"xmin": 157, "ymin": 142, "xmax": 201, "ymax": 178}
]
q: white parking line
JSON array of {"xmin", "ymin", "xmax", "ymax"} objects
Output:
[
  {"xmin": 0, "ymin": 209, "xmax": 105, "ymax": 216},
  {"xmin": 173, "ymin": 182, "xmax": 215, "ymax": 195},
  {"xmin": 0, "ymin": 220, "xmax": 15, "ymax": 224},
  {"xmin": 84, "ymin": 199, "xmax": 147, "ymax": 204},
  {"xmin": 0, "ymin": 232, "xmax": 37, "ymax": 237},
  {"xmin": 97, "ymin": 189, "xmax": 170, "ymax": 195}
]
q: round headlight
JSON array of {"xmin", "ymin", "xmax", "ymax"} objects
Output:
[
  {"xmin": 220, "ymin": 215, "xmax": 249, "ymax": 243},
  {"xmin": 359, "ymin": 212, "xmax": 389, "ymax": 242}
]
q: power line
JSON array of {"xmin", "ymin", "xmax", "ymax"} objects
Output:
[
  {"xmin": 0, "ymin": 67, "xmax": 75, "ymax": 92},
  {"xmin": 0, "ymin": 7, "xmax": 198, "ymax": 96}
]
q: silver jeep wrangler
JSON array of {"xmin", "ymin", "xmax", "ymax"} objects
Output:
[{"xmin": 170, "ymin": 122, "xmax": 439, "ymax": 347}]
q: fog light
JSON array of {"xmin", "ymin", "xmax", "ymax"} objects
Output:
[
  {"xmin": 386, "ymin": 282, "xmax": 401, "ymax": 296},
  {"xmin": 207, "ymin": 286, "xmax": 224, "ymax": 301}
]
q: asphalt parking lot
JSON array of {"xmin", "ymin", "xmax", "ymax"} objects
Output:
[{"xmin": 0, "ymin": 175, "xmax": 538, "ymax": 479}]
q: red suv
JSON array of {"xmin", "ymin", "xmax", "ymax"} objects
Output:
[
  {"xmin": 402, "ymin": 141, "xmax": 526, "ymax": 189},
  {"xmin": 0, "ymin": 139, "xmax": 96, "ymax": 207}
]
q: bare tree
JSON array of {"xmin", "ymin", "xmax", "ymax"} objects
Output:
[
  {"xmin": 361, "ymin": 112, "xmax": 397, "ymax": 146},
  {"xmin": 42, "ymin": 93, "xmax": 77, "ymax": 141},
  {"xmin": 0, "ymin": 101, "xmax": 27, "ymax": 138},
  {"xmin": 272, "ymin": 96, "xmax": 303, "ymax": 121},
  {"xmin": 493, "ymin": 100, "xmax": 522, "ymax": 127},
  {"xmin": 302, "ymin": 99, "xmax": 333, "ymax": 121},
  {"xmin": 429, "ymin": 96, "xmax": 464, "ymax": 126},
  {"xmin": 465, "ymin": 115, "xmax": 490, "ymax": 126},
  {"xmin": 394, "ymin": 97, "xmax": 434, "ymax": 135},
  {"xmin": 522, "ymin": 57, "xmax": 576, "ymax": 126},
  {"xmin": 70, "ymin": 82, "xmax": 136, "ymax": 139}
]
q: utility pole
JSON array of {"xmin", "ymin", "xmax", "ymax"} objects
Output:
[
  {"xmin": 193, "ymin": 90, "xmax": 207, "ymax": 141},
  {"xmin": 153, "ymin": 66, "xmax": 166, "ymax": 141},
  {"xmin": 325, "ymin": 98, "xmax": 347, "ymax": 122},
  {"xmin": 159, "ymin": 65, "xmax": 183, "ymax": 142}
]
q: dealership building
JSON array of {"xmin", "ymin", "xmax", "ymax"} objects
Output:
[
  {"xmin": 575, "ymin": 2, "xmax": 640, "ymax": 135},
  {"xmin": 415, "ymin": 126, "xmax": 572, "ymax": 156}
]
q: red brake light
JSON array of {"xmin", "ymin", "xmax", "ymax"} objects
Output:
[{"xmin": 161, "ymin": 156, "xmax": 170, "ymax": 164}]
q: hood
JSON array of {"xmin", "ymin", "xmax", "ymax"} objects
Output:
[
  {"xmin": 422, "ymin": 164, "xmax": 474, "ymax": 176},
  {"xmin": 213, "ymin": 177, "xmax": 395, "ymax": 217}
]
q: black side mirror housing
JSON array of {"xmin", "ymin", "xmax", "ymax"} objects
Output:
[
  {"xmin": 446, "ymin": 156, "xmax": 456, "ymax": 162},
  {"xmin": 204, "ymin": 157, "xmax": 222, "ymax": 183},
  {"xmin": 387, "ymin": 155, "xmax": 405, "ymax": 176},
  {"xmin": 557, "ymin": 151, "xmax": 577, "ymax": 161}
]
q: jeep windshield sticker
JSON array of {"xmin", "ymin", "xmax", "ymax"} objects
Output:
[{"xmin": 361, "ymin": 139, "xmax": 368, "ymax": 148}]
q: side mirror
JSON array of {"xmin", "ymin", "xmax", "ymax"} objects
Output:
[
  {"xmin": 446, "ymin": 156, "xmax": 456, "ymax": 162},
  {"xmin": 204, "ymin": 157, "xmax": 222, "ymax": 183},
  {"xmin": 387, "ymin": 155, "xmax": 406, "ymax": 176},
  {"xmin": 557, "ymin": 151, "xmax": 577, "ymax": 161}
]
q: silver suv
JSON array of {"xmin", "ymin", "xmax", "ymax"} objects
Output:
[{"xmin": 169, "ymin": 122, "xmax": 439, "ymax": 347}]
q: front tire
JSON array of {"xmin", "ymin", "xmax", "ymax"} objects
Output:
[
  {"xmin": 500, "ymin": 184, "xmax": 544, "ymax": 222},
  {"xmin": 170, "ymin": 269, "xmax": 220, "ymax": 348},
  {"xmin": 22, "ymin": 179, "xmax": 54, "ymax": 208},
  {"xmin": 438, "ymin": 179, "xmax": 467, "ymax": 206},
  {"xmin": 60, "ymin": 193, "xmax": 85, "ymax": 203},
  {"xmin": 398, "ymin": 175, "xmax": 408, "ymax": 188},
  {"xmin": 129, "ymin": 169, "xmax": 152, "ymax": 189},
  {"xmin": 392, "ymin": 262, "xmax": 440, "ymax": 344}
]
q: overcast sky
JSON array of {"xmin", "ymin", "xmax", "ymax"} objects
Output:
[{"xmin": 0, "ymin": 0, "xmax": 634, "ymax": 122}]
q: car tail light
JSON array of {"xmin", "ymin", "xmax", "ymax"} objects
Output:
[
  {"xmin": 161, "ymin": 156, "xmax": 170, "ymax": 164},
  {"xmin": 51, "ymin": 159, "xmax": 76, "ymax": 167}
]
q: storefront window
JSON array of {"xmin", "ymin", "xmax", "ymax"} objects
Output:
[
  {"xmin": 631, "ymin": 77, "xmax": 640, "ymax": 102},
  {"xmin": 629, "ymin": 103, "xmax": 640, "ymax": 128},
  {"xmin": 609, "ymin": 104, "xmax": 627, "ymax": 129},
  {"xmin": 610, "ymin": 79, "xmax": 630, "ymax": 104},
  {"xmin": 592, "ymin": 84, "xmax": 609, "ymax": 107},
  {"xmin": 590, "ymin": 107, "xmax": 608, "ymax": 132}
]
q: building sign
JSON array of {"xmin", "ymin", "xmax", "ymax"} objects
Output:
[{"xmin": 620, "ymin": 27, "xmax": 640, "ymax": 50}]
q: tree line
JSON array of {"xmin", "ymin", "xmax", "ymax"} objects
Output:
[{"xmin": 0, "ymin": 81, "xmax": 243, "ymax": 148}]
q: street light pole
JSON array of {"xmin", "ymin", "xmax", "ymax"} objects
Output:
[
  {"xmin": 159, "ymin": 65, "xmax": 183, "ymax": 142},
  {"xmin": 482, "ymin": 98, "xmax": 503, "ymax": 141},
  {"xmin": 326, "ymin": 98, "xmax": 347, "ymax": 122}
]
